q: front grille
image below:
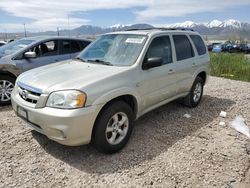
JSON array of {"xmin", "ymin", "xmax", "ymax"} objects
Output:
[{"xmin": 18, "ymin": 86, "xmax": 41, "ymax": 104}]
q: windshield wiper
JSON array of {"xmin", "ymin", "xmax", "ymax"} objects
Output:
[
  {"xmin": 87, "ymin": 59, "xmax": 113, "ymax": 66},
  {"xmin": 74, "ymin": 57, "xmax": 85, "ymax": 62}
]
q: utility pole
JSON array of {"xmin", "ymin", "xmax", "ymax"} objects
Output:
[
  {"xmin": 68, "ymin": 14, "xmax": 70, "ymax": 37},
  {"xmin": 23, "ymin": 23, "xmax": 27, "ymax": 37},
  {"xmin": 57, "ymin": 27, "xmax": 60, "ymax": 36}
]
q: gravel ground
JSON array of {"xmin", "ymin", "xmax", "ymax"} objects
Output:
[{"xmin": 0, "ymin": 76, "xmax": 250, "ymax": 188}]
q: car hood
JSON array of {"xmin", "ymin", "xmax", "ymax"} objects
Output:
[{"xmin": 17, "ymin": 60, "xmax": 130, "ymax": 93}]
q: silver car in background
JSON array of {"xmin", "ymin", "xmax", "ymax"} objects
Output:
[{"xmin": 0, "ymin": 36, "xmax": 91, "ymax": 105}]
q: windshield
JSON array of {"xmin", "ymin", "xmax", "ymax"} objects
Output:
[
  {"xmin": 78, "ymin": 34, "xmax": 147, "ymax": 66},
  {"xmin": 0, "ymin": 39, "xmax": 35, "ymax": 58}
]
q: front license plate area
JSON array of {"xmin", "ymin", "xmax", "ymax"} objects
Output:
[{"xmin": 17, "ymin": 106, "xmax": 28, "ymax": 120}]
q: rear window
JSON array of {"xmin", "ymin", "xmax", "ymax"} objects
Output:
[
  {"xmin": 190, "ymin": 35, "xmax": 206, "ymax": 55},
  {"xmin": 173, "ymin": 35, "xmax": 194, "ymax": 61}
]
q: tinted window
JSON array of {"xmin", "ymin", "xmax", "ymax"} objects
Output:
[
  {"xmin": 79, "ymin": 40, "xmax": 91, "ymax": 50},
  {"xmin": 61, "ymin": 40, "xmax": 71, "ymax": 54},
  {"xmin": 60, "ymin": 40, "xmax": 89, "ymax": 54},
  {"xmin": 190, "ymin": 35, "xmax": 206, "ymax": 55},
  {"xmin": 145, "ymin": 36, "xmax": 172, "ymax": 65},
  {"xmin": 173, "ymin": 35, "xmax": 194, "ymax": 61}
]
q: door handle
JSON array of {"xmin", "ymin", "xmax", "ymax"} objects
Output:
[
  {"xmin": 168, "ymin": 69, "xmax": 175, "ymax": 74},
  {"xmin": 192, "ymin": 63, "xmax": 197, "ymax": 67}
]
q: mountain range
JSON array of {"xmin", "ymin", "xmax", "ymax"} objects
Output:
[
  {"xmin": 1, "ymin": 19, "xmax": 250, "ymax": 40},
  {"xmin": 59, "ymin": 19, "xmax": 250, "ymax": 39}
]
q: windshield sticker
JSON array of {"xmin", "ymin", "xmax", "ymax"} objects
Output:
[{"xmin": 125, "ymin": 37, "xmax": 145, "ymax": 44}]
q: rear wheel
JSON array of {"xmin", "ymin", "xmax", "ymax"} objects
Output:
[
  {"xmin": 92, "ymin": 101, "xmax": 134, "ymax": 154},
  {"xmin": 182, "ymin": 76, "xmax": 204, "ymax": 108},
  {"xmin": 0, "ymin": 75, "xmax": 16, "ymax": 105}
]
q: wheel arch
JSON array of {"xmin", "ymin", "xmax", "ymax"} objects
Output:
[
  {"xmin": 0, "ymin": 70, "xmax": 17, "ymax": 79},
  {"xmin": 197, "ymin": 71, "xmax": 207, "ymax": 84}
]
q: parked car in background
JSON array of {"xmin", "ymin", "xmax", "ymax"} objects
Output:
[
  {"xmin": 12, "ymin": 28, "xmax": 210, "ymax": 153},
  {"xmin": 207, "ymin": 42, "xmax": 221, "ymax": 52},
  {"xmin": 212, "ymin": 44, "xmax": 223, "ymax": 53},
  {"xmin": 242, "ymin": 44, "xmax": 250, "ymax": 54},
  {"xmin": 0, "ymin": 41, "xmax": 6, "ymax": 47},
  {"xmin": 0, "ymin": 36, "xmax": 91, "ymax": 105},
  {"xmin": 228, "ymin": 44, "xmax": 241, "ymax": 53}
]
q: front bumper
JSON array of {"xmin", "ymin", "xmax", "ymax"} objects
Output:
[{"xmin": 11, "ymin": 92, "xmax": 102, "ymax": 146}]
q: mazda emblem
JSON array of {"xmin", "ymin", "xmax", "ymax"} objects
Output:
[{"xmin": 21, "ymin": 90, "xmax": 28, "ymax": 100}]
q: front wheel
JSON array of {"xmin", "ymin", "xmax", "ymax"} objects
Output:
[
  {"xmin": 182, "ymin": 76, "xmax": 204, "ymax": 108},
  {"xmin": 92, "ymin": 101, "xmax": 135, "ymax": 154},
  {"xmin": 0, "ymin": 75, "xmax": 16, "ymax": 106}
]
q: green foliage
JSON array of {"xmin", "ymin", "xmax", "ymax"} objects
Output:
[{"xmin": 210, "ymin": 53, "xmax": 250, "ymax": 82}]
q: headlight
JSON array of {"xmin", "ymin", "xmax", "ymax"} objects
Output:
[{"xmin": 46, "ymin": 90, "xmax": 86, "ymax": 109}]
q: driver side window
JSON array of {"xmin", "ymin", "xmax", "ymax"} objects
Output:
[
  {"xmin": 144, "ymin": 36, "xmax": 172, "ymax": 65},
  {"xmin": 27, "ymin": 40, "xmax": 58, "ymax": 58}
]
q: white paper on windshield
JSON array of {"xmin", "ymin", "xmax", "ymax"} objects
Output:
[{"xmin": 125, "ymin": 37, "xmax": 145, "ymax": 44}]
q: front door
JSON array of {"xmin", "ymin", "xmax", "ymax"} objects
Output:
[
  {"xmin": 136, "ymin": 35, "xmax": 177, "ymax": 110},
  {"xmin": 16, "ymin": 40, "xmax": 60, "ymax": 71}
]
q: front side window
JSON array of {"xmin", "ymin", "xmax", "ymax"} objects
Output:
[
  {"xmin": 79, "ymin": 34, "xmax": 147, "ymax": 66},
  {"xmin": 173, "ymin": 35, "xmax": 194, "ymax": 61},
  {"xmin": 29, "ymin": 40, "xmax": 58, "ymax": 57},
  {"xmin": 190, "ymin": 35, "xmax": 206, "ymax": 55},
  {"xmin": 144, "ymin": 36, "xmax": 172, "ymax": 65}
]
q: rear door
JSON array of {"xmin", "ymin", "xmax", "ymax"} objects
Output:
[{"xmin": 172, "ymin": 34, "xmax": 196, "ymax": 94}]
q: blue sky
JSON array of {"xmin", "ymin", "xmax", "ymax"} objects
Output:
[{"xmin": 0, "ymin": 0, "xmax": 250, "ymax": 32}]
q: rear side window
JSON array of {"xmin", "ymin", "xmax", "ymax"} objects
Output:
[
  {"xmin": 59, "ymin": 40, "xmax": 89, "ymax": 55},
  {"xmin": 61, "ymin": 40, "xmax": 71, "ymax": 54},
  {"xmin": 173, "ymin": 35, "xmax": 194, "ymax": 61},
  {"xmin": 190, "ymin": 35, "xmax": 206, "ymax": 55},
  {"xmin": 80, "ymin": 41, "xmax": 91, "ymax": 50},
  {"xmin": 145, "ymin": 36, "xmax": 172, "ymax": 65}
]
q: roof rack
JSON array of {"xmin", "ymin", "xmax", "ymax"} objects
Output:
[{"xmin": 125, "ymin": 27, "xmax": 194, "ymax": 32}]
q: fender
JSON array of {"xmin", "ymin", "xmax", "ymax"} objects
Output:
[
  {"xmin": 92, "ymin": 87, "xmax": 142, "ymax": 115},
  {"xmin": 192, "ymin": 65, "xmax": 209, "ymax": 84},
  {"xmin": 0, "ymin": 64, "xmax": 21, "ymax": 77}
]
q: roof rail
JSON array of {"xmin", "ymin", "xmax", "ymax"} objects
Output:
[{"xmin": 125, "ymin": 27, "xmax": 194, "ymax": 32}]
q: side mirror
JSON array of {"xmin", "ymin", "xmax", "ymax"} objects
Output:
[
  {"xmin": 24, "ymin": 51, "xmax": 36, "ymax": 59},
  {"xmin": 142, "ymin": 57, "xmax": 163, "ymax": 70}
]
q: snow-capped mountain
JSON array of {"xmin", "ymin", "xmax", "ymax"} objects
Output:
[
  {"xmin": 109, "ymin": 24, "xmax": 126, "ymax": 29},
  {"xmin": 166, "ymin": 19, "xmax": 244, "ymax": 29},
  {"xmin": 167, "ymin": 21, "xmax": 197, "ymax": 28},
  {"xmin": 219, "ymin": 19, "xmax": 242, "ymax": 28},
  {"xmin": 206, "ymin": 20, "xmax": 223, "ymax": 28},
  {"xmin": 162, "ymin": 19, "xmax": 250, "ymax": 38}
]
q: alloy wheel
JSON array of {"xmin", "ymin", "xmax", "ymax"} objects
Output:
[{"xmin": 0, "ymin": 80, "xmax": 14, "ymax": 102}]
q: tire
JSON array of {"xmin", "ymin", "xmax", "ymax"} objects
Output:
[
  {"xmin": 92, "ymin": 101, "xmax": 135, "ymax": 154},
  {"xmin": 0, "ymin": 75, "xmax": 16, "ymax": 106},
  {"xmin": 182, "ymin": 76, "xmax": 204, "ymax": 108}
]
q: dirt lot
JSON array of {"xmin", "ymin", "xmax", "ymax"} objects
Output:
[{"xmin": 0, "ymin": 77, "xmax": 250, "ymax": 188}]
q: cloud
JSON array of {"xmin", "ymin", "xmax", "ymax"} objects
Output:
[
  {"xmin": 0, "ymin": 0, "xmax": 249, "ymax": 31},
  {"xmin": 135, "ymin": 0, "xmax": 250, "ymax": 21}
]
